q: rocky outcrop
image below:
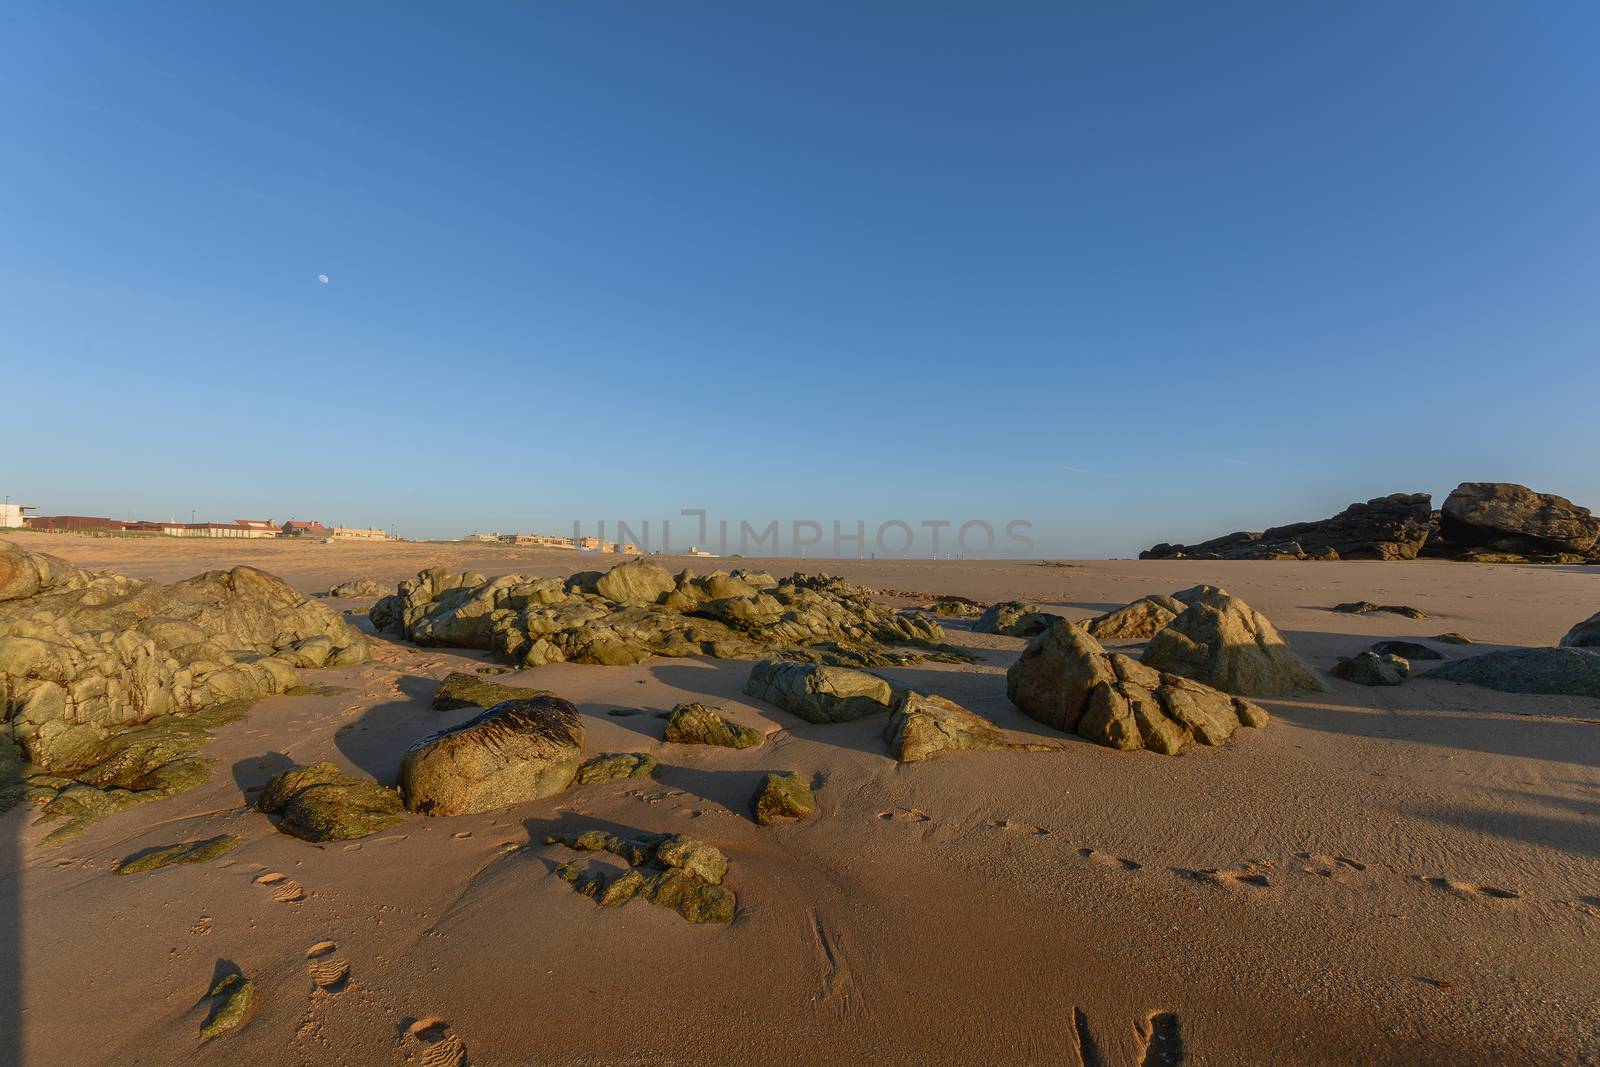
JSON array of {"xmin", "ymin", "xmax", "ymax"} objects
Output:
[
  {"xmin": 431, "ymin": 672, "xmax": 552, "ymax": 711},
  {"xmin": 924, "ymin": 597, "xmax": 984, "ymax": 619},
  {"xmin": 662, "ymin": 702, "xmax": 764, "ymax": 748},
  {"xmin": 1426, "ymin": 647, "xmax": 1600, "ymax": 698},
  {"xmin": 1559, "ymin": 610, "xmax": 1600, "ymax": 649},
  {"xmin": 546, "ymin": 829, "xmax": 736, "ymax": 923},
  {"xmin": 743, "ymin": 659, "xmax": 896, "ymax": 723},
  {"xmin": 257, "ymin": 761, "xmax": 405, "ymax": 841},
  {"xmin": 1140, "ymin": 493, "xmax": 1433, "ymax": 561},
  {"xmin": 1084, "ymin": 595, "xmax": 1184, "ymax": 640},
  {"xmin": 398, "ymin": 696, "xmax": 584, "ymax": 816},
  {"xmin": 323, "ymin": 578, "xmax": 393, "ymax": 599},
  {"xmin": 1437, "ymin": 483, "xmax": 1600, "ymax": 557},
  {"xmin": 752, "ymin": 772, "xmax": 815, "ymax": 825},
  {"xmin": 973, "ymin": 601, "xmax": 1061, "ymax": 637},
  {"xmin": 883, "ymin": 691, "xmax": 1051, "ymax": 762},
  {"xmin": 369, "ymin": 560, "xmax": 960, "ymax": 670},
  {"xmin": 1140, "ymin": 587, "xmax": 1326, "ymax": 696},
  {"xmin": 1007, "ymin": 619, "xmax": 1269, "ymax": 755},
  {"xmin": 1330, "ymin": 652, "xmax": 1410, "ymax": 686},
  {"xmin": 0, "ymin": 540, "xmax": 369, "ymax": 839}
]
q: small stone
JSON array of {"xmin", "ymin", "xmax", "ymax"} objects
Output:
[
  {"xmin": 115, "ymin": 835, "xmax": 239, "ymax": 875},
  {"xmin": 662, "ymin": 703, "xmax": 765, "ymax": 748},
  {"xmin": 1330, "ymin": 652, "xmax": 1411, "ymax": 686},
  {"xmin": 574, "ymin": 751, "xmax": 659, "ymax": 785},
  {"xmin": 200, "ymin": 972, "xmax": 254, "ymax": 1040},
  {"xmin": 752, "ymin": 772, "xmax": 816, "ymax": 826}
]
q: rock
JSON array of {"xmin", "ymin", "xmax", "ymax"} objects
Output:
[
  {"xmin": 323, "ymin": 578, "xmax": 393, "ymax": 599},
  {"xmin": 399, "ymin": 696, "xmax": 584, "ymax": 816},
  {"xmin": 884, "ymin": 691, "xmax": 1044, "ymax": 762},
  {"xmin": 1084, "ymin": 595, "xmax": 1184, "ymax": 640},
  {"xmin": 1141, "ymin": 493, "xmax": 1434, "ymax": 561},
  {"xmin": 114, "ymin": 834, "xmax": 239, "ymax": 875},
  {"xmin": 256, "ymin": 761, "xmax": 405, "ymax": 841},
  {"xmin": 200, "ymin": 971, "xmax": 255, "ymax": 1040},
  {"xmin": 924, "ymin": 597, "xmax": 984, "ymax": 618},
  {"xmin": 1369, "ymin": 640, "xmax": 1444, "ymax": 661},
  {"xmin": 1560, "ymin": 610, "xmax": 1600, "ymax": 649},
  {"xmin": 1439, "ymin": 482, "xmax": 1600, "ymax": 556},
  {"xmin": 0, "ymin": 538, "xmax": 368, "ymax": 835},
  {"xmin": 545, "ymin": 829, "xmax": 735, "ymax": 923},
  {"xmin": 973, "ymin": 601, "xmax": 1062, "ymax": 637},
  {"xmin": 752, "ymin": 772, "xmax": 816, "ymax": 825},
  {"xmin": 1007, "ymin": 619, "xmax": 1269, "ymax": 755},
  {"xmin": 1332, "ymin": 601, "xmax": 1430, "ymax": 620},
  {"xmin": 372, "ymin": 559, "xmax": 958, "ymax": 671},
  {"xmin": 743, "ymin": 659, "xmax": 896, "ymax": 723},
  {"xmin": 1426, "ymin": 647, "xmax": 1600, "ymax": 698},
  {"xmin": 1330, "ymin": 652, "xmax": 1410, "ymax": 686},
  {"xmin": 573, "ymin": 752, "xmax": 659, "ymax": 785},
  {"xmin": 431, "ymin": 671, "xmax": 553, "ymax": 711},
  {"xmin": 662, "ymin": 702, "xmax": 764, "ymax": 748},
  {"xmin": 592, "ymin": 558, "xmax": 677, "ymax": 606},
  {"xmin": 1432, "ymin": 632, "xmax": 1473, "ymax": 645},
  {"xmin": 1140, "ymin": 587, "xmax": 1326, "ymax": 696}
]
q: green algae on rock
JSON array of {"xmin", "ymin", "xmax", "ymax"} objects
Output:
[
  {"xmin": 662, "ymin": 702, "xmax": 765, "ymax": 748},
  {"xmin": 431, "ymin": 671, "xmax": 554, "ymax": 711},
  {"xmin": 752, "ymin": 772, "xmax": 815, "ymax": 825},
  {"xmin": 200, "ymin": 971, "xmax": 255, "ymax": 1040},
  {"xmin": 546, "ymin": 829, "xmax": 736, "ymax": 923},
  {"xmin": 884, "ymin": 691, "xmax": 1055, "ymax": 763},
  {"xmin": 115, "ymin": 834, "xmax": 239, "ymax": 875},
  {"xmin": 257, "ymin": 761, "xmax": 405, "ymax": 841},
  {"xmin": 574, "ymin": 751, "xmax": 659, "ymax": 785}
]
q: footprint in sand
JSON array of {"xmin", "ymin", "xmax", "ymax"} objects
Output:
[
  {"xmin": 1078, "ymin": 847, "xmax": 1141, "ymax": 871},
  {"xmin": 255, "ymin": 872, "xmax": 307, "ymax": 903},
  {"xmin": 1175, "ymin": 861, "xmax": 1273, "ymax": 890},
  {"xmin": 1134, "ymin": 1010, "xmax": 1186, "ymax": 1066},
  {"xmin": 877, "ymin": 808, "xmax": 931, "ymax": 823},
  {"xmin": 307, "ymin": 952, "xmax": 350, "ymax": 993},
  {"xmin": 1414, "ymin": 876, "xmax": 1521, "ymax": 902},
  {"xmin": 406, "ymin": 1017, "xmax": 469, "ymax": 1067},
  {"xmin": 986, "ymin": 819, "xmax": 1050, "ymax": 836},
  {"xmin": 1295, "ymin": 852, "xmax": 1368, "ymax": 878}
]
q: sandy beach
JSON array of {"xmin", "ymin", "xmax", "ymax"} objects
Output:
[{"xmin": 2, "ymin": 532, "xmax": 1596, "ymax": 1066}]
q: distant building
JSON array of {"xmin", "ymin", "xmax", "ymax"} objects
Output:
[
  {"xmin": 332, "ymin": 526, "xmax": 391, "ymax": 542},
  {"xmin": 140, "ymin": 519, "xmax": 281, "ymax": 539},
  {"xmin": 26, "ymin": 514, "xmax": 141, "ymax": 532},
  {"xmin": 687, "ymin": 545, "xmax": 718, "ymax": 557},
  {"xmin": 576, "ymin": 536, "xmax": 603, "ymax": 551},
  {"xmin": 1, "ymin": 502, "xmax": 38, "ymax": 528},
  {"xmin": 463, "ymin": 532, "xmax": 502, "ymax": 543},
  {"xmin": 619, "ymin": 542, "xmax": 640, "ymax": 555},
  {"xmin": 499, "ymin": 533, "xmax": 576, "ymax": 548},
  {"xmin": 281, "ymin": 520, "xmax": 331, "ymax": 538}
]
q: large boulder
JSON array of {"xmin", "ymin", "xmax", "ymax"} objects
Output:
[
  {"xmin": 1141, "ymin": 493, "xmax": 1433, "ymax": 561},
  {"xmin": 1426, "ymin": 647, "xmax": 1600, "ymax": 698},
  {"xmin": 592, "ymin": 558, "xmax": 676, "ymax": 606},
  {"xmin": 743, "ymin": 659, "xmax": 896, "ymax": 723},
  {"xmin": 973, "ymin": 601, "xmax": 1061, "ymax": 637},
  {"xmin": 0, "ymin": 540, "xmax": 368, "ymax": 832},
  {"xmin": 324, "ymin": 578, "xmax": 393, "ymax": 599},
  {"xmin": 1559, "ymin": 610, "xmax": 1600, "ymax": 649},
  {"xmin": 398, "ymin": 696, "xmax": 584, "ymax": 815},
  {"xmin": 1007, "ymin": 619, "xmax": 1269, "ymax": 755},
  {"xmin": 256, "ymin": 761, "xmax": 405, "ymax": 841},
  {"xmin": 662, "ymin": 702, "xmax": 764, "ymax": 748},
  {"xmin": 1438, "ymin": 483, "xmax": 1600, "ymax": 556},
  {"xmin": 1140, "ymin": 587, "xmax": 1325, "ymax": 696}
]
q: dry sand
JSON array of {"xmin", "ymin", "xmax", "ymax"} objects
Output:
[{"xmin": 4, "ymin": 532, "xmax": 1598, "ymax": 1065}]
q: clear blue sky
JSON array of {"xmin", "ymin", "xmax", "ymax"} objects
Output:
[{"xmin": 4, "ymin": 4, "xmax": 1597, "ymax": 556}]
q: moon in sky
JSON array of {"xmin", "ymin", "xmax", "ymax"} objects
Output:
[{"xmin": 317, "ymin": 274, "xmax": 330, "ymax": 284}]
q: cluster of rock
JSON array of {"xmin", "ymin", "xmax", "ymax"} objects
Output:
[
  {"xmin": 0, "ymin": 539, "xmax": 368, "ymax": 839},
  {"xmin": 370, "ymin": 558, "xmax": 963, "ymax": 670},
  {"xmin": 1007, "ymin": 618, "xmax": 1273, "ymax": 755},
  {"xmin": 1141, "ymin": 483, "xmax": 1600, "ymax": 564},
  {"xmin": 547, "ymin": 829, "xmax": 736, "ymax": 923},
  {"xmin": 972, "ymin": 601, "xmax": 1060, "ymax": 637}
]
